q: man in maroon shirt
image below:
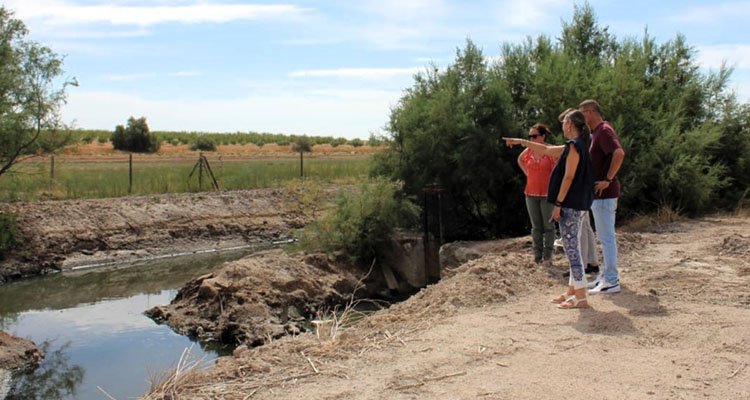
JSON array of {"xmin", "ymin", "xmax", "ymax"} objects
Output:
[{"xmin": 579, "ymin": 100, "xmax": 625, "ymax": 294}]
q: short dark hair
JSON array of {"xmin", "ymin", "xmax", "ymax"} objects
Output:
[
  {"xmin": 530, "ymin": 122, "xmax": 551, "ymax": 137},
  {"xmin": 578, "ymin": 99, "xmax": 602, "ymax": 115}
]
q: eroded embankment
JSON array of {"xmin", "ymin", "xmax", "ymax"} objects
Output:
[
  {"xmin": 0, "ymin": 187, "xmax": 327, "ymax": 284},
  {"xmin": 145, "ymin": 250, "xmax": 386, "ymax": 347}
]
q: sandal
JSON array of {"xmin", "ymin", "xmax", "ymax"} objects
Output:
[
  {"xmin": 550, "ymin": 293, "xmax": 573, "ymax": 304},
  {"xmin": 557, "ymin": 296, "xmax": 590, "ymax": 309}
]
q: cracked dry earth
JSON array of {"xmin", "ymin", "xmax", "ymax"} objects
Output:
[{"xmin": 157, "ymin": 214, "xmax": 749, "ymax": 400}]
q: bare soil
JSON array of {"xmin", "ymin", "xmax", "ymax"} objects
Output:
[
  {"xmin": 146, "ymin": 213, "xmax": 750, "ymax": 399},
  {"xmin": 0, "ymin": 186, "xmax": 334, "ymax": 284},
  {"xmin": 145, "ymin": 249, "xmax": 381, "ymax": 347},
  {"xmin": 0, "ymin": 331, "xmax": 42, "ymax": 374}
]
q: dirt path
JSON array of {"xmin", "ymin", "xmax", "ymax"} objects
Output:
[{"xmin": 156, "ymin": 214, "xmax": 749, "ymax": 399}]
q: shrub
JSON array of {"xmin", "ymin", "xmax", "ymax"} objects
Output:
[
  {"xmin": 0, "ymin": 212, "xmax": 18, "ymax": 259},
  {"xmin": 367, "ymin": 133, "xmax": 384, "ymax": 147},
  {"xmin": 330, "ymin": 138, "xmax": 347, "ymax": 147},
  {"xmin": 350, "ymin": 138, "xmax": 364, "ymax": 147},
  {"xmin": 111, "ymin": 117, "xmax": 160, "ymax": 153},
  {"xmin": 190, "ymin": 136, "xmax": 217, "ymax": 151},
  {"xmin": 299, "ymin": 179, "xmax": 420, "ymax": 263}
]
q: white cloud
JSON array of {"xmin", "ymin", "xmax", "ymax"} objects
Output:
[
  {"xmin": 5, "ymin": 0, "xmax": 309, "ymax": 27},
  {"xmin": 696, "ymin": 44, "xmax": 750, "ymax": 70},
  {"xmin": 734, "ymin": 80, "xmax": 750, "ymax": 103},
  {"xmin": 63, "ymin": 89, "xmax": 401, "ymax": 138},
  {"xmin": 490, "ymin": 0, "xmax": 568, "ymax": 28},
  {"xmin": 670, "ymin": 2, "xmax": 750, "ymax": 23},
  {"xmin": 289, "ymin": 67, "xmax": 420, "ymax": 80}
]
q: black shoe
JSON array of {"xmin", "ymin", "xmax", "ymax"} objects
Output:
[{"xmin": 562, "ymin": 264, "xmax": 600, "ymax": 278}]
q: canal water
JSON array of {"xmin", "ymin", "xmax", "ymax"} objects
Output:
[{"xmin": 0, "ymin": 249, "xmax": 255, "ymax": 400}]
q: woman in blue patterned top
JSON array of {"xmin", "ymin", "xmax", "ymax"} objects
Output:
[{"xmin": 503, "ymin": 109, "xmax": 594, "ymax": 309}]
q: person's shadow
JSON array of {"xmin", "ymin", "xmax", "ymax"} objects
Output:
[
  {"xmin": 607, "ymin": 285, "xmax": 668, "ymax": 318},
  {"xmin": 568, "ymin": 284, "xmax": 666, "ymax": 336},
  {"xmin": 569, "ymin": 307, "xmax": 638, "ymax": 336}
]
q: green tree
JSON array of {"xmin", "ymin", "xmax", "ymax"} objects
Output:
[
  {"xmin": 373, "ymin": 39, "xmax": 523, "ymax": 239},
  {"xmin": 292, "ymin": 136, "xmax": 312, "ymax": 177},
  {"xmin": 374, "ymin": 3, "xmax": 749, "ymax": 240},
  {"xmin": 367, "ymin": 132, "xmax": 385, "ymax": 147},
  {"xmin": 190, "ymin": 136, "xmax": 217, "ymax": 151},
  {"xmin": 111, "ymin": 116, "xmax": 160, "ymax": 153},
  {"xmin": 0, "ymin": 6, "xmax": 76, "ymax": 178}
]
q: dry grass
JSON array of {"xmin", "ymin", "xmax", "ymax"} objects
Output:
[
  {"xmin": 137, "ymin": 346, "xmax": 211, "ymax": 400},
  {"xmin": 624, "ymin": 205, "xmax": 684, "ymax": 231}
]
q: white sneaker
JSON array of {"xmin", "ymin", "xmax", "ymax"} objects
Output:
[
  {"xmin": 554, "ymin": 238, "xmax": 563, "ymax": 248},
  {"xmin": 587, "ymin": 275, "xmax": 603, "ymax": 289},
  {"xmin": 589, "ymin": 280, "xmax": 621, "ymax": 294}
]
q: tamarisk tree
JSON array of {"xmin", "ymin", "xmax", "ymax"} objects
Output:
[{"xmin": 0, "ymin": 6, "xmax": 76, "ymax": 178}]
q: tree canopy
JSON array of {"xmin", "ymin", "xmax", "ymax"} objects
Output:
[
  {"xmin": 0, "ymin": 6, "xmax": 76, "ymax": 178},
  {"xmin": 374, "ymin": 3, "xmax": 750, "ymax": 240},
  {"xmin": 111, "ymin": 116, "xmax": 160, "ymax": 153}
]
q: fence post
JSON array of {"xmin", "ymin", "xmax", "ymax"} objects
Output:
[
  {"xmin": 128, "ymin": 153, "xmax": 133, "ymax": 194},
  {"xmin": 299, "ymin": 151, "xmax": 304, "ymax": 178},
  {"xmin": 50, "ymin": 155, "xmax": 55, "ymax": 180}
]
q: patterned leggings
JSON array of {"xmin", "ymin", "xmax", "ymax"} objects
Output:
[{"xmin": 559, "ymin": 207, "xmax": 587, "ymax": 289}]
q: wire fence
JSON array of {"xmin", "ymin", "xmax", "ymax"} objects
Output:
[{"xmin": 0, "ymin": 153, "xmax": 372, "ymax": 201}]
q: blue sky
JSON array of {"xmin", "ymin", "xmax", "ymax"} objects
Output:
[{"xmin": 5, "ymin": 0, "xmax": 750, "ymax": 139}]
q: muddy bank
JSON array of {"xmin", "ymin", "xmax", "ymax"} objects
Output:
[
  {"xmin": 0, "ymin": 187, "xmax": 333, "ymax": 285},
  {"xmin": 0, "ymin": 331, "xmax": 42, "ymax": 374},
  {"xmin": 145, "ymin": 249, "xmax": 385, "ymax": 347},
  {"xmin": 145, "ymin": 235, "xmax": 532, "ymax": 350}
]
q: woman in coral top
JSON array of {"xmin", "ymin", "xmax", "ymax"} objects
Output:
[{"xmin": 517, "ymin": 123, "xmax": 557, "ymax": 265}]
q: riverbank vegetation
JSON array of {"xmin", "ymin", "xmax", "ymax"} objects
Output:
[{"xmin": 373, "ymin": 4, "xmax": 750, "ymax": 240}]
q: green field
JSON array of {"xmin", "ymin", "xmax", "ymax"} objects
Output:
[{"xmin": 0, "ymin": 157, "xmax": 372, "ymax": 201}]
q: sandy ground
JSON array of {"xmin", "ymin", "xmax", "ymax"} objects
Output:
[{"xmin": 150, "ymin": 213, "xmax": 750, "ymax": 400}]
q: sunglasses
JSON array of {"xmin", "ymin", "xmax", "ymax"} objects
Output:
[{"xmin": 528, "ymin": 133, "xmax": 543, "ymax": 139}]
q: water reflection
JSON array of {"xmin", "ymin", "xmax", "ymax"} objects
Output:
[
  {"xmin": 0, "ymin": 249, "xmax": 255, "ymax": 319},
  {"xmin": 0, "ymin": 248, "xmax": 254, "ymax": 400},
  {"xmin": 6, "ymin": 341, "xmax": 84, "ymax": 400}
]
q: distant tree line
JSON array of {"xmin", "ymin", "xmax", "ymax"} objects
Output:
[
  {"xmin": 372, "ymin": 3, "xmax": 750, "ymax": 240},
  {"xmin": 70, "ymin": 127, "xmax": 381, "ymax": 151}
]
